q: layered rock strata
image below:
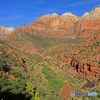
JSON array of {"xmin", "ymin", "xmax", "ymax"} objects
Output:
[
  {"xmin": 10, "ymin": 6, "xmax": 100, "ymax": 39},
  {"xmin": 58, "ymin": 54, "xmax": 100, "ymax": 78}
]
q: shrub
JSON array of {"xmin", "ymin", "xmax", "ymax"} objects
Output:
[{"xmin": 11, "ymin": 69, "xmax": 22, "ymax": 78}]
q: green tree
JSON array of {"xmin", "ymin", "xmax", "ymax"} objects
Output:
[
  {"xmin": 8, "ymin": 78, "xmax": 27, "ymax": 94},
  {"xmin": 37, "ymin": 86, "xmax": 46, "ymax": 97},
  {"xmin": 68, "ymin": 97, "xmax": 72, "ymax": 100},
  {"xmin": 26, "ymin": 81, "xmax": 39, "ymax": 100},
  {"xmin": 0, "ymin": 56, "xmax": 11, "ymax": 72},
  {"xmin": 11, "ymin": 69, "xmax": 22, "ymax": 78},
  {"xmin": 84, "ymin": 87, "xmax": 87, "ymax": 91},
  {"xmin": 77, "ymin": 88, "xmax": 82, "ymax": 92},
  {"xmin": 84, "ymin": 97, "xmax": 91, "ymax": 100}
]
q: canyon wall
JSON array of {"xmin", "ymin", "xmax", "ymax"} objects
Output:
[{"xmin": 58, "ymin": 54, "xmax": 100, "ymax": 78}]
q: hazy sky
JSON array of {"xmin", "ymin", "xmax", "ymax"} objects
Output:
[{"xmin": 0, "ymin": 0, "xmax": 100, "ymax": 28}]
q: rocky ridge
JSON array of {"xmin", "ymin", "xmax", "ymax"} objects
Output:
[
  {"xmin": 9, "ymin": 6, "xmax": 100, "ymax": 39},
  {"xmin": 75, "ymin": 6, "xmax": 100, "ymax": 38}
]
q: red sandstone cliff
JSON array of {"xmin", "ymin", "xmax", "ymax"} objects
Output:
[
  {"xmin": 75, "ymin": 6, "xmax": 100, "ymax": 38},
  {"xmin": 14, "ymin": 12, "xmax": 79, "ymax": 38},
  {"xmin": 35, "ymin": 12, "xmax": 79, "ymax": 29},
  {"xmin": 58, "ymin": 32, "xmax": 100, "ymax": 78},
  {"xmin": 9, "ymin": 6, "xmax": 100, "ymax": 39},
  {"xmin": 58, "ymin": 54, "xmax": 100, "ymax": 78}
]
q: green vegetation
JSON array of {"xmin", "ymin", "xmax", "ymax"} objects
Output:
[
  {"xmin": 0, "ymin": 76, "xmax": 39, "ymax": 100},
  {"xmin": 36, "ymin": 21, "xmax": 46, "ymax": 24},
  {"xmin": 59, "ymin": 27, "xmax": 68, "ymax": 30},
  {"xmin": 26, "ymin": 81, "xmax": 39, "ymax": 100},
  {"xmin": 68, "ymin": 96, "xmax": 100, "ymax": 100},
  {"xmin": 4, "ymin": 31, "xmax": 64, "ymax": 50},
  {"xmin": 1, "ymin": 31, "xmax": 100, "ymax": 100},
  {"xmin": 68, "ymin": 33, "xmax": 100, "ymax": 65},
  {"xmin": 0, "ymin": 41, "xmax": 39, "ymax": 100}
]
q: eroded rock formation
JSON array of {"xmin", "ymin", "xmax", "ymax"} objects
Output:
[
  {"xmin": 75, "ymin": 6, "xmax": 100, "ymax": 38},
  {"xmin": 0, "ymin": 25, "xmax": 14, "ymax": 39},
  {"xmin": 58, "ymin": 54, "xmax": 100, "ymax": 78}
]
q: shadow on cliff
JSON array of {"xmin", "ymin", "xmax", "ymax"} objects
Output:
[{"xmin": 58, "ymin": 54, "xmax": 100, "ymax": 78}]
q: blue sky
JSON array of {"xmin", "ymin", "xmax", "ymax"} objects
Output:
[{"xmin": 0, "ymin": 0, "xmax": 100, "ymax": 29}]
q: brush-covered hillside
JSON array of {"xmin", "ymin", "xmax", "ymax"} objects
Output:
[
  {"xmin": 42, "ymin": 38, "xmax": 86, "ymax": 58},
  {"xmin": 0, "ymin": 40, "xmax": 40, "ymax": 100},
  {"xmin": 0, "ymin": 38, "xmax": 89, "ymax": 100},
  {"xmin": 1, "ymin": 24, "xmax": 100, "ymax": 100},
  {"xmin": 4, "ymin": 31, "xmax": 67, "ymax": 54},
  {"xmin": 55, "ymin": 33, "xmax": 100, "ymax": 100},
  {"xmin": 64, "ymin": 32, "xmax": 100, "ymax": 66}
]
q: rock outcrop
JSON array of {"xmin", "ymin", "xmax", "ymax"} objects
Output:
[
  {"xmin": 35, "ymin": 12, "xmax": 79, "ymax": 29},
  {"xmin": 75, "ymin": 6, "xmax": 100, "ymax": 38},
  {"xmin": 0, "ymin": 25, "xmax": 14, "ymax": 39},
  {"xmin": 58, "ymin": 54, "xmax": 100, "ymax": 78},
  {"xmin": 14, "ymin": 13, "xmax": 78, "ymax": 38}
]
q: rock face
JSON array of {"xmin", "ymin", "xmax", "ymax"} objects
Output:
[
  {"xmin": 75, "ymin": 6, "xmax": 100, "ymax": 38},
  {"xmin": 58, "ymin": 54, "xmax": 100, "ymax": 78},
  {"xmin": 14, "ymin": 12, "xmax": 79, "ymax": 39},
  {"xmin": 36, "ymin": 12, "xmax": 79, "ymax": 29},
  {"xmin": 9, "ymin": 6, "xmax": 100, "ymax": 39},
  {"xmin": 0, "ymin": 25, "xmax": 14, "ymax": 39}
]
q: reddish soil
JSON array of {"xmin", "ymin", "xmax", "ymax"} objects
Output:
[
  {"xmin": 0, "ymin": 51, "xmax": 2, "ymax": 54},
  {"xmin": 59, "ymin": 85, "xmax": 77, "ymax": 100},
  {"xmin": 6, "ymin": 72, "xmax": 15, "ymax": 79},
  {"xmin": 44, "ymin": 56, "xmax": 50, "ymax": 59}
]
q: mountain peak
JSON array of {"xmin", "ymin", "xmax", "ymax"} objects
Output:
[
  {"xmin": 42, "ymin": 13, "xmax": 58, "ymax": 18},
  {"xmin": 6, "ymin": 27, "xmax": 14, "ymax": 32},
  {"xmin": 91, "ymin": 6, "xmax": 100, "ymax": 14},
  {"xmin": 62, "ymin": 12, "xmax": 74, "ymax": 16},
  {"xmin": 82, "ymin": 12, "xmax": 89, "ymax": 17},
  {"xmin": 89, "ymin": 6, "xmax": 100, "ymax": 19},
  {"xmin": 41, "ymin": 14, "xmax": 51, "ymax": 18},
  {"xmin": 52, "ymin": 13, "xmax": 58, "ymax": 16}
]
